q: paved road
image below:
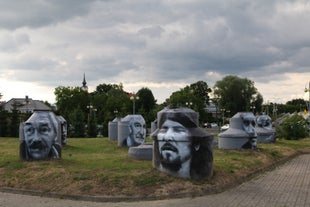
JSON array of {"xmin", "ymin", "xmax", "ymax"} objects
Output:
[{"xmin": 1, "ymin": 154, "xmax": 310, "ymax": 207}]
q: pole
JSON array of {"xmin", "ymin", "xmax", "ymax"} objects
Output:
[
  {"xmin": 133, "ymin": 97, "xmax": 135, "ymax": 114},
  {"xmin": 308, "ymin": 82, "xmax": 310, "ymax": 113}
]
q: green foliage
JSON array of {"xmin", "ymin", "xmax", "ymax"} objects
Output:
[
  {"xmin": 167, "ymin": 80, "xmax": 211, "ymax": 124},
  {"xmin": 285, "ymin": 98, "xmax": 308, "ymax": 113},
  {"xmin": 277, "ymin": 114, "xmax": 308, "ymax": 140},
  {"xmin": 136, "ymin": 87, "xmax": 157, "ymax": 125},
  {"xmin": 69, "ymin": 107, "xmax": 85, "ymax": 137},
  {"xmin": 213, "ymin": 75, "xmax": 260, "ymax": 115},
  {"xmin": 87, "ymin": 109, "xmax": 97, "ymax": 137},
  {"xmin": 9, "ymin": 109, "xmax": 19, "ymax": 137},
  {"xmin": 0, "ymin": 109, "xmax": 9, "ymax": 137}
]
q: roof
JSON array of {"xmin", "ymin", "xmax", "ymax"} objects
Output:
[{"xmin": 2, "ymin": 98, "xmax": 51, "ymax": 113}]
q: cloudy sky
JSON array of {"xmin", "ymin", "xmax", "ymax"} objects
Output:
[{"xmin": 1, "ymin": 0, "xmax": 310, "ymax": 105}]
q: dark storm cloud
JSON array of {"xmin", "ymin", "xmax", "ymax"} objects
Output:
[
  {"xmin": 0, "ymin": 0, "xmax": 96, "ymax": 30},
  {"xmin": 1, "ymin": 0, "xmax": 310, "ymax": 103}
]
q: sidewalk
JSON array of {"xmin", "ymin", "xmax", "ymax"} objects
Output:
[{"xmin": 1, "ymin": 154, "xmax": 310, "ymax": 207}]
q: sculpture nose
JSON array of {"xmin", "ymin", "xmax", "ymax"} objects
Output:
[{"xmin": 163, "ymin": 129, "xmax": 174, "ymax": 141}]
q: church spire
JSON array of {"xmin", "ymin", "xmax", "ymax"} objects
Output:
[{"xmin": 81, "ymin": 73, "xmax": 88, "ymax": 92}]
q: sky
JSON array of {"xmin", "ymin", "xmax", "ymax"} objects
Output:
[{"xmin": 0, "ymin": 0, "xmax": 310, "ymax": 105}]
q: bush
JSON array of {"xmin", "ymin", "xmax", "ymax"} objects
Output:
[{"xmin": 277, "ymin": 114, "xmax": 308, "ymax": 140}]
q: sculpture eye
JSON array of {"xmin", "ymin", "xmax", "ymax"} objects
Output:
[
  {"xmin": 134, "ymin": 123, "xmax": 141, "ymax": 128},
  {"xmin": 251, "ymin": 121, "xmax": 256, "ymax": 127},
  {"xmin": 244, "ymin": 120, "xmax": 250, "ymax": 126},
  {"xmin": 173, "ymin": 126, "xmax": 187, "ymax": 133},
  {"xmin": 39, "ymin": 124, "xmax": 50, "ymax": 134},
  {"xmin": 159, "ymin": 126, "xmax": 168, "ymax": 133},
  {"xmin": 25, "ymin": 126, "xmax": 34, "ymax": 135}
]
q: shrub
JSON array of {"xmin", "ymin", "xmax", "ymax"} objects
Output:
[{"xmin": 277, "ymin": 114, "xmax": 308, "ymax": 140}]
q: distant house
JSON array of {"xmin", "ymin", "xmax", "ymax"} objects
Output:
[
  {"xmin": 206, "ymin": 102, "xmax": 221, "ymax": 118},
  {"xmin": 1, "ymin": 96, "xmax": 51, "ymax": 113}
]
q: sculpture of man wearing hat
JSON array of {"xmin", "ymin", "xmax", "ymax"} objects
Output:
[{"xmin": 151, "ymin": 107, "xmax": 213, "ymax": 179}]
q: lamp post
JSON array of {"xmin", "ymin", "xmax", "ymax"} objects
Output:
[
  {"xmin": 114, "ymin": 109, "xmax": 119, "ymax": 117},
  {"xmin": 186, "ymin": 101, "xmax": 193, "ymax": 108},
  {"xmin": 305, "ymin": 82, "xmax": 310, "ymax": 113},
  {"xmin": 130, "ymin": 92, "xmax": 139, "ymax": 114},
  {"xmin": 305, "ymin": 82, "xmax": 310, "ymax": 137},
  {"xmin": 272, "ymin": 103, "xmax": 277, "ymax": 119},
  {"xmin": 87, "ymin": 104, "xmax": 97, "ymax": 136}
]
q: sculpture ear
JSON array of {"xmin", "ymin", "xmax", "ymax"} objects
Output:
[{"xmin": 129, "ymin": 124, "xmax": 132, "ymax": 134}]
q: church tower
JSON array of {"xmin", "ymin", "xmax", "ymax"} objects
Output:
[{"xmin": 81, "ymin": 73, "xmax": 88, "ymax": 92}]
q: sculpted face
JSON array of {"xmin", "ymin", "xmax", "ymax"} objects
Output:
[
  {"xmin": 23, "ymin": 113, "xmax": 56, "ymax": 160},
  {"xmin": 128, "ymin": 117, "xmax": 146, "ymax": 145},
  {"xmin": 257, "ymin": 115, "xmax": 272, "ymax": 129},
  {"xmin": 157, "ymin": 119, "xmax": 191, "ymax": 172},
  {"xmin": 241, "ymin": 113, "xmax": 257, "ymax": 148},
  {"xmin": 242, "ymin": 114, "xmax": 256, "ymax": 137}
]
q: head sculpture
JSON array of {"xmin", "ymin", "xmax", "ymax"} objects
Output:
[
  {"xmin": 151, "ymin": 106, "xmax": 213, "ymax": 179},
  {"xmin": 219, "ymin": 112, "xmax": 257, "ymax": 149},
  {"xmin": 255, "ymin": 115, "xmax": 276, "ymax": 143},
  {"xmin": 256, "ymin": 115, "xmax": 272, "ymax": 129},
  {"xmin": 19, "ymin": 110, "xmax": 61, "ymax": 160},
  {"xmin": 128, "ymin": 115, "xmax": 146, "ymax": 146},
  {"xmin": 119, "ymin": 115, "xmax": 146, "ymax": 147},
  {"xmin": 57, "ymin": 115, "xmax": 67, "ymax": 146}
]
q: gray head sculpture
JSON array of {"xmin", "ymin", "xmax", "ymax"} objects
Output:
[
  {"xmin": 218, "ymin": 112, "xmax": 257, "ymax": 149},
  {"xmin": 118, "ymin": 114, "xmax": 146, "ymax": 147},
  {"xmin": 255, "ymin": 115, "xmax": 276, "ymax": 143},
  {"xmin": 19, "ymin": 110, "xmax": 62, "ymax": 161},
  {"xmin": 57, "ymin": 115, "xmax": 67, "ymax": 146},
  {"xmin": 151, "ymin": 106, "xmax": 213, "ymax": 180}
]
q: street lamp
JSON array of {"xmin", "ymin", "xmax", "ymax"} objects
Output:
[
  {"xmin": 87, "ymin": 104, "xmax": 97, "ymax": 137},
  {"xmin": 186, "ymin": 101, "xmax": 193, "ymax": 108},
  {"xmin": 305, "ymin": 82, "xmax": 310, "ymax": 113},
  {"xmin": 250, "ymin": 103, "xmax": 256, "ymax": 113},
  {"xmin": 273, "ymin": 103, "xmax": 278, "ymax": 119},
  {"xmin": 114, "ymin": 109, "xmax": 119, "ymax": 117},
  {"xmin": 130, "ymin": 92, "xmax": 139, "ymax": 114}
]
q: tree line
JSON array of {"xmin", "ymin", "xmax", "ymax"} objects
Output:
[{"xmin": 0, "ymin": 75, "xmax": 308, "ymax": 138}]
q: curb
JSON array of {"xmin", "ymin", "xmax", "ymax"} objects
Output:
[{"xmin": 0, "ymin": 151, "xmax": 307, "ymax": 203}]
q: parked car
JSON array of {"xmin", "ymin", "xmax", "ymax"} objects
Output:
[
  {"xmin": 221, "ymin": 124, "xmax": 230, "ymax": 131},
  {"xmin": 211, "ymin": 123, "xmax": 218, "ymax": 128},
  {"xmin": 204, "ymin": 122, "xmax": 218, "ymax": 128}
]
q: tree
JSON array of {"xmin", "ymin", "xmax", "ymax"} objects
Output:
[
  {"xmin": 99, "ymin": 86, "xmax": 131, "ymax": 136},
  {"xmin": 54, "ymin": 86, "xmax": 89, "ymax": 117},
  {"xmin": 69, "ymin": 107, "xmax": 85, "ymax": 138},
  {"xmin": 213, "ymin": 75, "xmax": 261, "ymax": 115},
  {"xmin": 190, "ymin": 81, "xmax": 212, "ymax": 106},
  {"xmin": 0, "ymin": 107, "xmax": 8, "ymax": 137},
  {"xmin": 136, "ymin": 87, "xmax": 157, "ymax": 126},
  {"xmin": 54, "ymin": 86, "xmax": 89, "ymax": 137},
  {"xmin": 93, "ymin": 83, "xmax": 123, "ymax": 95},
  {"xmin": 167, "ymin": 80, "xmax": 212, "ymax": 125},
  {"xmin": 285, "ymin": 99, "xmax": 307, "ymax": 113},
  {"xmin": 9, "ymin": 109, "xmax": 19, "ymax": 137},
  {"xmin": 87, "ymin": 107, "xmax": 98, "ymax": 137},
  {"xmin": 252, "ymin": 92, "xmax": 264, "ymax": 114}
]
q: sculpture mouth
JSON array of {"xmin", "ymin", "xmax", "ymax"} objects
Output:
[
  {"xmin": 161, "ymin": 143, "xmax": 178, "ymax": 153},
  {"xmin": 29, "ymin": 141, "xmax": 47, "ymax": 151}
]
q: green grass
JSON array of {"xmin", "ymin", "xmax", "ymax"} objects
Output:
[{"xmin": 0, "ymin": 137, "xmax": 309, "ymax": 196}]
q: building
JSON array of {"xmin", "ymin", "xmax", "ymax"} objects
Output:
[
  {"xmin": 206, "ymin": 102, "xmax": 221, "ymax": 118},
  {"xmin": 1, "ymin": 96, "xmax": 51, "ymax": 113}
]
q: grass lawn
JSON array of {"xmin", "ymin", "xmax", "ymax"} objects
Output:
[{"xmin": 0, "ymin": 137, "xmax": 309, "ymax": 198}]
